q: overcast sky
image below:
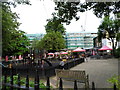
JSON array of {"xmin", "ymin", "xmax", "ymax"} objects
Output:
[{"xmin": 11, "ymin": 0, "xmax": 102, "ymax": 34}]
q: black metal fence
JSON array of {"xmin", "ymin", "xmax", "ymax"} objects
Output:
[
  {"xmin": 2, "ymin": 58, "xmax": 85, "ymax": 78},
  {"xmin": 2, "ymin": 58, "xmax": 117, "ymax": 89},
  {"xmin": 2, "ymin": 73, "xmax": 117, "ymax": 90},
  {"xmin": 64, "ymin": 58, "xmax": 84, "ymax": 69}
]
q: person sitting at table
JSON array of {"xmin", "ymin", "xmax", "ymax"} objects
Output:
[{"xmin": 59, "ymin": 59, "xmax": 65, "ymax": 69}]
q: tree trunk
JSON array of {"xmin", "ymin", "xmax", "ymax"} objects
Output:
[
  {"xmin": 115, "ymin": 40, "xmax": 118, "ymax": 49},
  {"xmin": 111, "ymin": 38, "xmax": 115, "ymax": 56}
]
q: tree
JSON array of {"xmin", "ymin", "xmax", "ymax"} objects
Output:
[
  {"xmin": 43, "ymin": 13, "xmax": 66, "ymax": 52},
  {"xmin": 54, "ymin": 2, "xmax": 120, "ymax": 24},
  {"xmin": 45, "ymin": 13, "xmax": 66, "ymax": 35},
  {"xmin": 31, "ymin": 38, "xmax": 40, "ymax": 49},
  {"xmin": 1, "ymin": 1, "xmax": 31, "ymax": 57},
  {"xmin": 9, "ymin": 30, "xmax": 30, "ymax": 56},
  {"xmin": 98, "ymin": 16, "xmax": 120, "ymax": 56},
  {"xmin": 54, "ymin": 1, "xmax": 120, "ymax": 56},
  {"xmin": 38, "ymin": 31, "xmax": 65, "ymax": 52}
]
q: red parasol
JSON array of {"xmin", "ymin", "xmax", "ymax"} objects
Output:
[
  {"xmin": 72, "ymin": 47, "xmax": 86, "ymax": 52},
  {"xmin": 60, "ymin": 52, "xmax": 68, "ymax": 54},
  {"xmin": 98, "ymin": 45, "xmax": 112, "ymax": 51},
  {"xmin": 54, "ymin": 52, "xmax": 60, "ymax": 55},
  {"xmin": 48, "ymin": 53, "xmax": 54, "ymax": 55}
]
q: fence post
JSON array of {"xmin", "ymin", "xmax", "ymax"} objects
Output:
[
  {"xmin": 26, "ymin": 68, "xmax": 29, "ymax": 75},
  {"xmin": 10, "ymin": 68, "xmax": 13, "ymax": 89},
  {"xmin": 4, "ymin": 74, "xmax": 7, "ymax": 83},
  {"xmin": 46, "ymin": 77, "xmax": 50, "ymax": 90},
  {"xmin": 3, "ymin": 74, "xmax": 7, "ymax": 89},
  {"xmin": 78, "ymin": 58, "xmax": 80, "ymax": 63},
  {"xmin": 38, "ymin": 60, "xmax": 40, "ymax": 66},
  {"xmin": 83, "ymin": 58, "xmax": 85, "ymax": 62},
  {"xmin": 76, "ymin": 60, "xmax": 78, "ymax": 65},
  {"xmin": 75, "ymin": 60, "xmax": 77, "ymax": 65},
  {"xmin": 59, "ymin": 78, "xmax": 63, "ymax": 90},
  {"xmin": 22, "ymin": 59, "xmax": 24, "ymax": 65},
  {"xmin": 114, "ymin": 83, "xmax": 116, "ymax": 90},
  {"xmin": 37, "ymin": 70, "xmax": 40, "ymax": 89},
  {"xmin": 26, "ymin": 75, "xmax": 29, "ymax": 89},
  {"xmin": 92, "ymin": 82, "xmax": 95, "ymax": 90},
  {"xmin": 34, "ymin": 69, "xmax": 39, "ymax": 90},
  {"xmin": 18, "ymin": 74, "xmax": 21, "ymax": 90},
  {"xmin": 74, "ymin": 80, "xmax": 78, "ymax": 90},
  {"xmin": 65, "ymin": 62, "xmax": 68, "ymax": 69}
]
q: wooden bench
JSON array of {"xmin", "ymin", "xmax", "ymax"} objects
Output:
[{"xmin": 55, "ymin": 69, "xmax": 89, "ymax": 88}]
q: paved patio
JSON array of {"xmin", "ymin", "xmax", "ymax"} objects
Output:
[{"xmin": 50, "ymin": 58, "xmax": 119, "ymax": 88}]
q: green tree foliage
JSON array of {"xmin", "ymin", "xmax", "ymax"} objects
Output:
[
  {"xmin": 2, "ymin": 0, "xmax": 31, "ymax": 7},
  {"xmin": 54, "ymin": 2, "xmax": 80, "ymax": 24},
  {"xmin": 116, "ymin": 33, "xmax": 120, "ymax": 42},
  {"xmin": 54, "ymin": 2, "xmax": 120, "ymax": 24},
  {"xmin": 9, "ymin": 30, "xmax": 30, "ymax": 56},
  {"xmin": 1, "ymin": 2, "xmax": 30, "ymax": 57},
  {"xmin": 32, "ymin": 14, "xmax": 66, "ymax": 52},
  {"xmin": 38, "ymin": 31, "xmax": 65, "ymax": 51},
  {"xmin": 45, "ymin": 13, "xmax": 66, "ymax": 35},
  {"xmin": 98, "ymin": 16, "xmax": 120, "ymax": 55},
  {"xmin": 31, "ymin": 38, "xmax": 40, "ymax": 49},
  {"xmin": 39, "ymin": 13, "xmax": 66, "ymax": 52}
]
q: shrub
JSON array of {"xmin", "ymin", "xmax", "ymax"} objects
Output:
[
  {"xmin": 107, "ymin": 74, "xmax": 120, "ymax": 89},
  {"xmin": 2, "ymin": 75, "xmax": 47, "ymax": 88}
]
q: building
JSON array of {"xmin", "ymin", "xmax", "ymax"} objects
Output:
[
  {"xmin": 26, "ymin": 32, "xmax": 97, "ymax": 50},
  {"xmin": 25, "ymin": 34, "xmax": 45, "ymax": 44},
  {"xmin": 65, "ymin": 32, "xmax": 97, "ymax": 50},
  {"xmin": 102, "ymin": 38, "xmax": 118, "ymax": 49},
  {"xmin": 93, "ymin": 37, "xmax": 102, "ymax": 48},
  {"xmin": 93, "ymin": 36, "xmax": 120, "ymax": 49}
]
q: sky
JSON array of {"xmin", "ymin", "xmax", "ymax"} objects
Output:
[{"xmin": 11, "ymin": 0, "xmax": 102, "ymax": 34}]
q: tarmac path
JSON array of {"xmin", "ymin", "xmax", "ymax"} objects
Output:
[{"xmin": 50, "ymin": 58, "xmax": 119, "ymax": 88}]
